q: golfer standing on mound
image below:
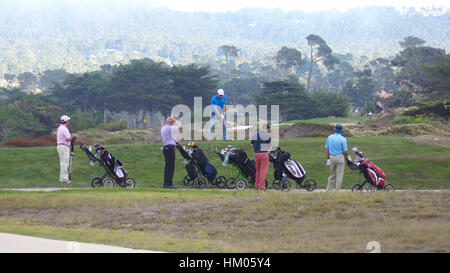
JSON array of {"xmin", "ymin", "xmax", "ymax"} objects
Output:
[
  {"xmin": 161, "ymin": 117, "xmax": 183, "ymax": 189},
  {"xmin": 325, "ymin": 124, "xmax": 350, "ymax": 191},
  {"xmin": 56, "ymin": 115, "xmax": 77, "ymax": 183},
  {"xmin": 208, "ymin": 89, "xmax": 228, "ymax": 141}
]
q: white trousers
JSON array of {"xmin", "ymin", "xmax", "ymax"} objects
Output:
[
  {"xmin": 57, "ymin": 145, "xmax": 70, "ymax": 182},
  {"xmin": 327, "ymin": 154, "xmax": 345, "ymax": 191}
]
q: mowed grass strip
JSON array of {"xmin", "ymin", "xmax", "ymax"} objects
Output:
[
  {"xmin": 0, "ymin": 188, "xmax": 449, "ymax": 252},
  {"xmin": 0, "ymin": 136, "xmax": 449, "ymax": 189},
  {"xmin": 282, "ymin": 116, "xmax": 363, "ymax": 126}
]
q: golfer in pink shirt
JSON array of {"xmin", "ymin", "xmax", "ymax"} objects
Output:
[
  {"xmin": 56, "ymin": 115, "xmax": 77, "ymax": 183},
  {"xmin": 250, "ymin": 123, "xmax": 272, "ymax": 191}
]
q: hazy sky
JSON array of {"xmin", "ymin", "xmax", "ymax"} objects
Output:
[{"xmin": 145, "ymin": 0, "xmax": 450, "ymax": 12}]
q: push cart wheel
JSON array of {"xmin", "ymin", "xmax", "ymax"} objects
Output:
[
  {"xmin": 124, "ymin": 178, "xmax": 136, "ymax": 189},
  {"xmin": 272, "ymin": 179, "xmax": 281, "ymax": 190},
  {"xmin": 194, "ymin": 177, "xmax": 207, "ymax": 189},
  {"xmin": 214, "ymin": 176, "xmax": 227, "ymax": 189},
  {"xmin": 91, "ymin": 177, "xmax": 103, "ymax": 188},
  {"xmin": 280, "ymin": 180, "xmax": 291, "ymax": 192},
  {"xmin": 384, "ymin": 184, "xmax": 395, "ymax": 192},
  {"xmin": 209, "ymin": 176, "xmax": 217, "ymax": 186},
  {"xmin": 235, "ymin": 179, "xmax": 247, "ymax": 191},
  {"xmin": 183, "ymin": 175, "xmax": 194, "ymax": 186},
  {"xmin": 367, "ymin": 185, "xmax": 377, "ymax": 192},
  {"xmin": 304, "ymin": 179, "xmax": 317, "ymax": 192},
  {"xmin": 226, "ymin": 177, "xmax": 236, "ymax": 189},
  {"xmin": 352, "ymin": 184, "xmax": 363, "ymax": 192},
  {"xmin": 102, "ymin": 178, "xmax": 115, "ymax": 188}
]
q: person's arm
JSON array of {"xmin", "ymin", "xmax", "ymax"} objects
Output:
[
  {"xmin": 174, "ymin": 119, "xmax": 183, "ymax": 132},
  {"xmin": 326, "ymin": 148, "xmax": 330, "ymax": 160},
  {"xmin": 223, "ymin": 96, "xmax": 227, "ymax": 114},
  {"xmin": 250, "ymin": 132, "xmax": 256, "ymax": 147},
  {"xmin": 214, "ymin": 105, "xmax": 224, "ymax": 120},
  {"xmin": 65, "ymin": 129, "xmax": 77, "ymax": 141},
  {"xmin": 343, "ymin": 138, "xmax": 350, "ymax": 160}
]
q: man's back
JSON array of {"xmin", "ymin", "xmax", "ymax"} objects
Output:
[
  {"xmin": 325, "ymin": 133, "xmax": 347, "ymax": 155},
  {"xmin": 161, "ymin": 125, "xmax": 176, "ymax": 146}
]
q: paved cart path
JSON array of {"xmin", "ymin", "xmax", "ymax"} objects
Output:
[{"xmin": 0, "ymin": 233, "xmax": 162, "ymax": 253}]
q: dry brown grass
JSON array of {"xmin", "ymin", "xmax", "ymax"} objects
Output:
[{"xmin": 0, "ymin": 189, "xmax": 449, "ymax": 252}]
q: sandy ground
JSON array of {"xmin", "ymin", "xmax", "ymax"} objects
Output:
[
  {"xmin": 2, "ymin": 187, "xmax": 449, "ymax": 193},
  {"xmin": 0, "ymin": 233, "xmax": 162, "ymax": 253}
]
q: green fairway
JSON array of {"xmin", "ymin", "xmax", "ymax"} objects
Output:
[{"xmin": 0, "ymin": 136, "xmax": 449, "ymax": 189}]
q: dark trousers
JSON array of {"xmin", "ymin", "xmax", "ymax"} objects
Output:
[{"xmin": 163, "ymin": 145, "xmax": 176, "ymax": 187}]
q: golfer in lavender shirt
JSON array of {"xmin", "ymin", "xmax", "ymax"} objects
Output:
[{"xmin": 161, "ymin": 117, "xmax": 183, "ymax": 189}]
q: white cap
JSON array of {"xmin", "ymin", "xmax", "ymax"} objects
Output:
[
  {"xmin": 217, "ymin": 89, "xmax": 225, "ymax": 96},
  {"xmin": 60, "ymin": 115, "xmax": 71, "ymax": 123}
]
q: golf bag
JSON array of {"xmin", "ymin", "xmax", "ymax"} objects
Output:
[
  {"xmin": 269, "ymin": 147, "xmax": 306, "ymax": 183},
  {"xmin": 96, "ymin": 144, "xmax": 128, "ymax": 181},
  {"xmin": 80, "ymin": 144, "xmax": 135, "ymax": 188},
  {"xmin": 176, "ymin": 143, "xmax": 217, "ymax": 184},
  {"xmin": 347, "ymin": 148, "xmax": 387, "ymax": 187},
  {"xmin": 226, "ymin": 147, "xmax": 256, "ymax": 182}
]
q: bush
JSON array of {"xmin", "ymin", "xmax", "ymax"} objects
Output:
[
  {"xmin": 391, "ymin": 116, "xmax": 434, "ymax": 125},
  {"xmin": 98, "ymin": 120, "xmax": 128, "ymax": 132}
]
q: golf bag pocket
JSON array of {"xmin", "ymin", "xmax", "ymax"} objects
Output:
[
  {"xmin": 185, "ymin": 161, "xmax": 197, "ymax": 179},
  {"xmin": 367, "ymin": 168, "xmax": 386, "ymax": 186},
  {"xmin": 204, "ymin": 162, "xmax": 217, "ymax": 180},
  {"xmin": 284, "ymin": 159, "xmax": 306, "ymax": 179},
  {"xmin": 114, "ymin": 166, "xmax": 126, "ymax": 179}
]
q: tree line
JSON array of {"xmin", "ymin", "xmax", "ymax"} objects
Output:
[{"xmin": 1, "ymin": 35, "xmax": 449, "ymax": 142}]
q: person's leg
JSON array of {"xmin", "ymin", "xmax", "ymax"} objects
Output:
[
  {"xmin": 258, "ymin": 153, "xmax": 269, "ymax": 190},
  {"xmin": 254, "ymin": 153, "xmax": 261, "ymax": 189},
  {"xmin": 163, "ymin": 146, "xmax": 175, "ymax": 187},
  {"xmin": 222, "ymin": 116, "xmax": 227, "ymax": 141},
  {"xmin": 208, "ymin": 114, "xmax": 215, "ymax": 141},
  {"xmin": 167, "ymin": 146, "xmax": 176, "ymax": 186},
  {"xmin": 57, "ymin": 145, "xmax": 70, "ymax": 182},
  {"xmin": 327, "ymin": 156, "xmax": 337, "ymax": 192},
  {"xmin": 335, "ymin": 155, "xmax": 345, "ymax": 191}
]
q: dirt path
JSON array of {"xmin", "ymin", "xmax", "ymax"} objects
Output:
[
  {"xmin": 2, "ymin": 187, "xmax": 449, "ymax": 193},
  {"xmin": 0, "ymin": 233, "xmax": 162, "ymax": 253}
]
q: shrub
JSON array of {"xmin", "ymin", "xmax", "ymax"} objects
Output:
[
  {"xmin": 98, "ymin": 120, "xmax": 128, "ymax": 132},
  {"xmin": 391, "ymin": 116, "xmax": 434, "ymax": 125}
]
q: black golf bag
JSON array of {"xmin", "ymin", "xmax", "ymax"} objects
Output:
[
  {"xmin": 95, "ymin": 144, "xmax": 128, "ymax": 182},
  {"xmin": 227, "ymin": 148, "xmax": 256, "ymax": 182},
  {"xmin": 269, "ymin": 147, "xmax": 317, "ymax": 191},
  {"xmin": 80, "ymin": 143, "xmax": 135, "ymax": 188},
  {"xmin": 176, "ymin": 144, "xmax": 217, "ymax": 184}
]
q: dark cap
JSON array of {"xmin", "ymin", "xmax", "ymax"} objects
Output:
[{"xmin": 334, "ymin": 124, "xmax": 344, "ymax": 134}]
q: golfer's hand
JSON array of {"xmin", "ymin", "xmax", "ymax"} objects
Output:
[
  {"xmin": 179, "ymin": 126, "xmax": 184, "ymax": 132},
  {"xmin": 326, "ymin": 159, "xmax": 330, "ymax": 166},
  {"xmin": 72, "ymin": 134, "xmax": 78, "ymax": 139}
]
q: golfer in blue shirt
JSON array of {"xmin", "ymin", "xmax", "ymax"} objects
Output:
[
  {"xmin": 325, "ymin": 124, "xmax": 350, "ymax": 191},
  {"xmin": 208, "ymin": 89, "xmax": 228, "ymax": 141}
]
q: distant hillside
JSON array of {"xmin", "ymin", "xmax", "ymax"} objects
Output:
[{"xmin": 0, "ymin": 0, "xmax": 449, "ymax": 75}]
